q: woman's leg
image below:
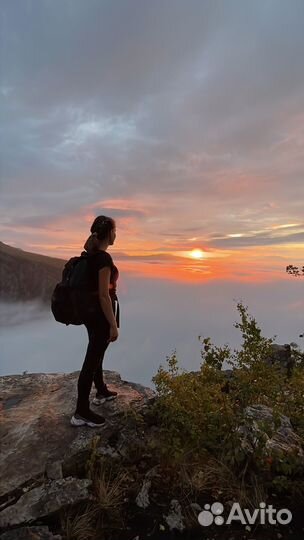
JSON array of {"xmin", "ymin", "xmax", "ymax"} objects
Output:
[
  {"xmin": 93, "ymin": 299, "xmax": 120, "ymax": 397},
  {"xmin": 93, "ymin": 340, "xmax": 110, "ymax": 393},
  {"xmin": 75, "ymin": 316, "xmax": 110, "ymax": 414}
]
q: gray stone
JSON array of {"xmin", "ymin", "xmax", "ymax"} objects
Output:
[
  {"xmin": 237, "ymin": 404, "xmax": 304, "ymax": 459},
  {"xmin": 96, "ymin": 445, "xmax": 120, "ymax": 458},
  {"xmin": 0, "ymin": 370, "xmax": 155, "ymax": 500},
  {"xmin": 0, "ymin": 369, "xmax": 156, "ymax": 533},
  {"xmin": 0, "ymin": 477, "xmax": 91, "ymax": 528},
  {"xmin": 135, "ymin": 479, "xmax": 151, "ymax": 509},
  {"xmin": 135, "ymin": 466, "xmax": 162, "ymax": 510},
  {"xmin": 45, "ymin": 460, "xmax": 63, "ymax": 480},
  {"xmin": 0, "ymin": 526, "xmax": 62, "ymax": 539},
  {"xmin": 163, "ymin": 499, "xmax": 185, "ymax": 532}
]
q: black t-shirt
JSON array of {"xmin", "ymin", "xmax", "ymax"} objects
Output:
[
  {"xmin": 86, "ymin": 250, "xmax": 119, "ymax": 300},
  {"xmin": 84, "ymin": 249, "xmax": 120, "ymax": 327}
]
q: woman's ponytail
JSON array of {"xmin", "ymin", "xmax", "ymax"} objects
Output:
[{"xmin": 83, "ymin": 232, "xmax": 99, "ymax": 252}]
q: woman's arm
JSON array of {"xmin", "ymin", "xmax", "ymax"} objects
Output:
[{"xmin": 98, "ymin": 267, "xmax": 117, "ymax": 327}]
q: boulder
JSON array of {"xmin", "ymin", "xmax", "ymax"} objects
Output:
[
  {"xmin": 0, "ymin": 477, "xmax": 91, "ymax": 528},
  {"xmin": 237, "ymin": 404, "xmax": 304, "ymax": 459}
]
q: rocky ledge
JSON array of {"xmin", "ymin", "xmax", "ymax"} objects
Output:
[
  {"xmin": 0, "ymin": 370, "xmax": 155, "ymax": 538},
  {"xmin": 0, "ymin": 362, "xmax": 303, "ymax": 540}
]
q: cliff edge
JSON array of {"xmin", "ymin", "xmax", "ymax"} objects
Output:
[{"xmin": 0, "ymin": 370, "xmax": 155, "ymax": 536}]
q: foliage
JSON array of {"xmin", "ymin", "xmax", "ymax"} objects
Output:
[
  {"xmin": 286, "ymin": 264, "xmax": 304, "ymax": 277},
  {"xmin": 151, "ymin": 302, "xmax": 304, "ymax": 502},
  {"xmin": 286, "ymin": 265, "xmax": 304, "ymax": 337}
]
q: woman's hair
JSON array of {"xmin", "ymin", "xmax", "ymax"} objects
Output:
[{"xmin": 83, "ymin": 215, "xmax": 115, "ymax": 253}]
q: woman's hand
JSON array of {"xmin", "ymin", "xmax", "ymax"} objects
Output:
[{"xmin": 108, "ymin": 324, "xmax": 119, "ymax": 343}]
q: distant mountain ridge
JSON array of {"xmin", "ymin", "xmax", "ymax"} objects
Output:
[{"xmin": 0, "ymin": 241, "xmax": 67, "ymax": 304}]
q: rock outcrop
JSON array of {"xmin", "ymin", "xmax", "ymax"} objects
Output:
[
  {"xmin": 0, "ymin": 370, "xmax": 155, "ymax": 534},
  {"xmin": 237, "ymin": 404, "xmax": 304, "ymax": 459},
  {"xmin": 0, "ymin": 478, "xmax": 91, "ymax": 529},
  {"xmin": 1, "ymin": 364, "xmax": 303, "ymax": 539}
]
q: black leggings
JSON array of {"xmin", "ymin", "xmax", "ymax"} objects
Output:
[{"xmin": 76, "ymin": 310, "xmax": 110, "ymax": 414}]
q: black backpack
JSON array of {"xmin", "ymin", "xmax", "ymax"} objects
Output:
[{"xmin": 51, "ymin": 251, "xmax": 98, "ymax": 325}]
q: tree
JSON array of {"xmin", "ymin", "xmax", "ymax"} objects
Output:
[
  {"xmin": 286, "ymin": 265, "xmax": 304, "ymax": 277},
  {"xmin": 286, "ymin": 265, "xmax": 304, "ymax": 337}
]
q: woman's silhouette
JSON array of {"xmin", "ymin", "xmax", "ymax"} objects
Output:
[{"xmin": 71, "ymin": 215, "xmax": 120, "ymax": 427}]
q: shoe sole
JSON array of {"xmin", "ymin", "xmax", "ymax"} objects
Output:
[
  {"xmin": 70, "ymin": 415, "xmax": 106, "ymax": 428},
  {"xmin": 92, "ymin": 395, "xmax": 117, "ymax": 405}
]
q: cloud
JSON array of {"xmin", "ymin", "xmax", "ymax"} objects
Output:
[
  {"xmin": 1, "ymin": 277, "xmax": 304, "ymax": 383},
  {"xmin": 1, "ymin": 0, "xmax": 304, "ymax": 271},
  {"xmin": 209, "ymin": 231, "xmax": 304, "ymax": 248}
]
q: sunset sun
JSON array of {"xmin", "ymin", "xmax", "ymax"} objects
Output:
[{"xmin": 190, "ymin": 249, "xmax": 204, "ymax": 260}]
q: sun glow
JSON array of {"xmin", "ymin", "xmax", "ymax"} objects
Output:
[{"xmin": 190, "ymin": 248, "xmax": 205, "ymax": 260}]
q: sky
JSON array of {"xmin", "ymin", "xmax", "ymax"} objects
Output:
[
  {"xmin": 1, "ymin": 0, "xmax": 304, "ymax": 284},
  {"xmin": 1, "ymin": 1, "xmax": 304, "ymax": 383}
]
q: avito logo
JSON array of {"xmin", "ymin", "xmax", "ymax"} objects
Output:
[{"xmin": 198, "ymin": 501, "xmax": 292, "ymax": 526}]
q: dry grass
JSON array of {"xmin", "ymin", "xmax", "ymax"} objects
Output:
[
  {"xmin": 179, "ymin": 455, "xmax": 267, "ymax": 510},
  {"xmin": 92, "ymin": 465, "xmax": 129, "ymax": 512},
  {"xmin": 60, "ymin": 504, "xmax": 98, "ymax": 540}
]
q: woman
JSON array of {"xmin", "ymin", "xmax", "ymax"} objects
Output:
[{"xmin": 71, "ymin": 215, "xmax": 120, "ymax": 427}]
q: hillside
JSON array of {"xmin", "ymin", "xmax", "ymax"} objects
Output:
[{"xmin": 0, "ymin": 241, "xmax": 67, "ymax": 304}]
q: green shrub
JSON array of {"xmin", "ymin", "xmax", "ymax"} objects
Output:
[{"xmin": 150, "ymin": 302, "xmax": 304, "ymax": 501}]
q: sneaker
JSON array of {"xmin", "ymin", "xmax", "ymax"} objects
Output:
[
  {"xmin": 70, "ymin": 409, "xmax": 106, "ymax": 427},
  {"xmin": 92, "ymin": 384, "xmax": 118, "ymax": 405}
]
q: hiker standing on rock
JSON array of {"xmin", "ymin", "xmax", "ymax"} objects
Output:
[{"xmin": 71, "ymin": 215, "xmax": 120, "ymax": 428}]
